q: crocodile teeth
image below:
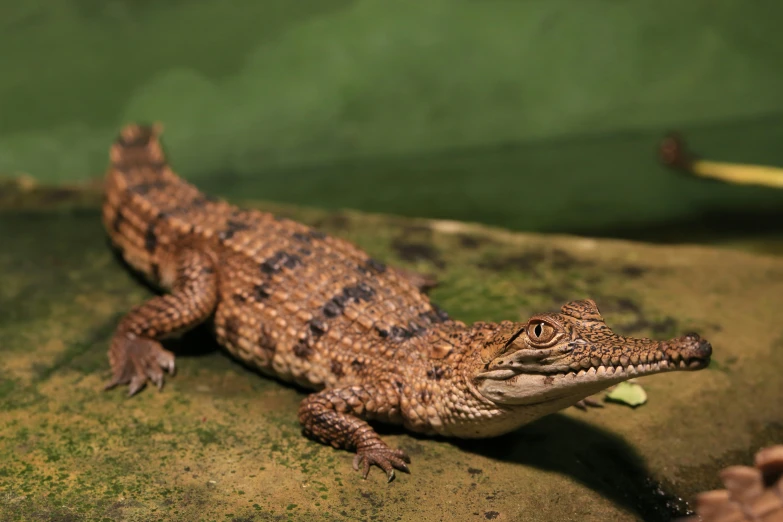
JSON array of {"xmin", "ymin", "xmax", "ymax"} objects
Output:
[{"xmin": 587, "ymin": 367, "xmax": 596, "ymax": 376}]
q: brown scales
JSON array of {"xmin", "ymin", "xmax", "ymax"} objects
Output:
[{"xmin": 102, "ymin": 124, "xmax": 713, "ymax": 482}]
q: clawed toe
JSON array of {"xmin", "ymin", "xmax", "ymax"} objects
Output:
[
  {"xmin": 574, "ymin": 396, "xmax": 604, "ymax": 411},
  {"xmin": 353, "ymin": 446, "xmax": 411, "ymax": 482}
]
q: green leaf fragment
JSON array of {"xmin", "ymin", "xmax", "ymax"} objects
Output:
[{"xmin": 605, "ymin": 382, "xmax": 648, "ymax": 408}]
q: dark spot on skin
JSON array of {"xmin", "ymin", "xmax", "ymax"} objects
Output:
[
  {"xmin": 253, "ymin": 284, "xmax": 271, "ymax": 301},
  {"xmin": 418, "ymin": 390, "xmax": 431, "ymax": 404},
  {"xmin": 321, "ymin": 284, "xmax": 377, "ymax": 318},
  {"xmin": 144, "ymin": 223, "xmax": 158, "ymax": 253},
  {"xmin": 351, "ymin": 359, "xmax": 364, "ymax": 370},
  {"xmin": 407, "ymin": 320, "xmax": 428, "ymax": 336},
  {"xmin": 309, "ymin": 229, "xmax": 327, "ymax": 240},
  {"xmin": 419, "ymin": 305, "xmax": 450, "ymax": 325},
  {"xmin": 330, "ymin": 360, "xmax": 344, "ymax": 377},
  {"xmin": 260, "ymin": 251, "xmax": 303, "ymax": 275},
  {"xmin": 389, "ymin": 325, "xmax": 413, "ymax": 342},
  {"xmin": 298, "ymin": 247, "xmax": 312, "ymax": 256},
  {"xmin": 201, "ymin": 266, "xmax": 215, "ymax": 274},
  {"xmin": 232, "ymin": 293, "xmax": 246, "ymax": 303},
  {"xmin": 293, "ymin": 341, "xmax": 313, "ymax": 360},
  {"xmin": 323, "ymin": 301, "xmax": 343, "ymax": 318},
  {"xmin": 384, "ymin": 319, "xmax": 430, "ymax": 342},
  {"xmin": 484, "ymin": 511, "xmax": 500, "ymax": 520},
  {"xmin": 111, "ymin": 210, "xmax": 125, "ymax": 232},
  {"xmin": 376, "ymin": 328, "xmax": 389, "ymax": 338},
  {"xmin": 391, "ymin": 239, "xmax": 445, "ymax": 269},
  {"xmin": 129, "ymin": 180, "xmax": 168, "ymax": 196},
  {"xmin": 292, "ymin": 232, "xmax": 311, "ymax": 243},
  {"xmin": 331, "ymin": 292, "xmax": 349, "ymax": 307},
  {"xmin": 358, "ymin": 258, "xmax": 387, "ymax": 275},
  {"xmin": 426, "ymin": 366, "xmax": 445, "ymax": 380},
  {"xmin": 309, "ymin": 319, "xmax": 328, "ymax": 336},
  {"xmin": 150, "ymin": 263, "xmax": 160, "ymax": 281},
  {"xmin": 393, "ymin": 380, "xmax": 403, "ymax": 391},
  {"xmin": 467, "ymin": 467, "xmax": 483, "ymax": 476},
  {"xmin": 343, "ymin": 282, "xmax": 375, "ymax": 302},
  {"xmin": 219, "ymin": 219, "xmax": 252, "ymax": 241},
  {"xmin": 544, "ymin": 375, "xmax": 555, "ymax": 386}
]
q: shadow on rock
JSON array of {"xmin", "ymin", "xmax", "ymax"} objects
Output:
[{"xmin": 454, "ymin": 414, "xmax": 690, "ymax": 522}]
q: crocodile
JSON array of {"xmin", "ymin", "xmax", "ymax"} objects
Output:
[{"xmin": 102, "ymin": 123, "xmax": 713, "ymax": 481}]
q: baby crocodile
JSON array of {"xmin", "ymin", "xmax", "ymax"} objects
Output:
[{"xmin": 102, "ymin": 124, "xmax": 713, "ymax": 481}]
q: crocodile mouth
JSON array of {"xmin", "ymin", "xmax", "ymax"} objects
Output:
[
  {"xmin": 480, "ymin": 353, "xmax": 710, "ymax": 382},
  {"xmin": 534, "ymin": 357, "xmax": 710, "ymax": 380}
]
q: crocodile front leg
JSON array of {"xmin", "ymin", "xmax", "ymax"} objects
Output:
[
  {"xmin": 298, "ymin": 383, "xmax": 410, "ymax": 482},
  {"xmin": 105, "ymin": 248, "xmax": 218, "ymax": 395}
]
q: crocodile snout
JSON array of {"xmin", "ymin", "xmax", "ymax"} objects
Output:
[{"xmin": 672, "ymin": 332, "xmax": 712, "ymax": 370}]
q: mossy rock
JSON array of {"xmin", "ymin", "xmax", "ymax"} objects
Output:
[{"xmin": 1, "ymin": 180, "xmax": 782, "ymax": 522}]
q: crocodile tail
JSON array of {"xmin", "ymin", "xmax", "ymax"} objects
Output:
[{"xmin": 107, "ymin": 122, "xmax": 177, "ymax": 185}]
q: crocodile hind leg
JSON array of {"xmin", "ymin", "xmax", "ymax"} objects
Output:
[
  {"xmin": 298, "ymin": 383, "xmax": 410, "ymax": 482},
  {"xmin": 105, "ymin": 249, "xmax": 218, "ymax": 396}
]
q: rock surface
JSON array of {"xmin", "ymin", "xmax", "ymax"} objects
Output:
[{"xmin": 1, "ymin": 180, "xmax": 782, "ymax": 521}]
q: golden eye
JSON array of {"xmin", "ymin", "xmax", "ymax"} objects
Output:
[{"xmin": 527, "ymin": 321, "xmax": 556, "ymax": 344}]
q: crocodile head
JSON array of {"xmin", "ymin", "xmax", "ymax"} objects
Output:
[{"xmin": 474, "ymin": 299, "xmax": 712, "ymax": 408}]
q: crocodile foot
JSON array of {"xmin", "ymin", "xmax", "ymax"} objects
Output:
[
  {"xmin": 104, "ymin": 335, "xmax": 176, "ymax": 396},
  {"xmin": 353, "ymin": 444, "xmax": 411, "ymax": 482}
]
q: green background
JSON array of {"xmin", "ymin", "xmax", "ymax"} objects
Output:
[{"xmin": 2, "ymin": 0, "xmax": 782, "ymax": 241}]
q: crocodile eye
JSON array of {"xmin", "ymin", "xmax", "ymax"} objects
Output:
[{"xmin": 527, "ymin": 320, "xmax": 556, "ymax": 344}]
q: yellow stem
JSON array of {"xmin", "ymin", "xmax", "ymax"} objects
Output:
[{"xmin": 690, "ymin": 160, "xmax": 783, "ymax": 189}]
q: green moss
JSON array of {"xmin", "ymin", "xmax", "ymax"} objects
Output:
[{"xmin": 1, "ymin": 184, "xmax": 782, "ymax": 521}]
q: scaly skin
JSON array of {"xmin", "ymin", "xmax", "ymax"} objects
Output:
[{"xmin": 102, "ymin": 124, "xmax": 713, "ymax": 481}]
